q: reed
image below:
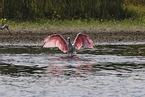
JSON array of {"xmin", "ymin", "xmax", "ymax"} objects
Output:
[{"xmin": 0, "ymin": 0, "xmax": 144, "ymax": 20}]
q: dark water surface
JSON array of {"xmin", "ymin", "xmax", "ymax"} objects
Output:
[{"xmin": 0, "ymin": 42, "xmax": 145, "ymax": 97}]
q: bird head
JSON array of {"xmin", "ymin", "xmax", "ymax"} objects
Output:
[
  {"xmin": 67, "ymin": 37, "xmax": 71, "ymax": 44},
  {"xmin": 67, "ymin": 37, "xmax": 70, "ymax": 41}
]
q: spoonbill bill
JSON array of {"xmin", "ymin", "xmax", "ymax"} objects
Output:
[{"xmin": 43, "ymin": 33, "xmax": 94, "ymax": 57}]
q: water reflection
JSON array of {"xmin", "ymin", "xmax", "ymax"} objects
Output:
[
  {"xmin": 0, "ymin": 43, "xmax": 145, "ymax": 77},
  {"xmin": 0, "ymin": 62, "xmax": 45, "ymax": 76},
  {"xmin": 0, "ymin": 60, "xmax": 145, "ymax": 77},
  {"xmin": 1, "ymin": 42, "xmax": 145, "ymax": 97}
]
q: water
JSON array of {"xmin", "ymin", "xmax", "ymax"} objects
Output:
[{"xmin": 0, "ymin": 42, "xmax": 145, "ymax": 97}]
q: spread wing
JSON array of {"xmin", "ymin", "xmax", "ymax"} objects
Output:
[
  {"xmin": 43, "ymin": 34, "xmax": 68, "ymax": 53},
  {"xmin": 74, "ymin": 33, "xmax": 94, "ymax": 49}
]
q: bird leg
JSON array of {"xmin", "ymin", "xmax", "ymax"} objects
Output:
[
  {"xmin": 7, "ymin": 28, "xmax": 12, "ymax": 35},
  {"xmin": 67, "ymin": 52, "xmax": 76, "ymax": 57},
  {"xmin": 67, "ymin": 52, "xmax": 73, "ymax": 57},
  {"xmin": 67, "ymin": 53, "xmax": 71, "ymax": 57}
]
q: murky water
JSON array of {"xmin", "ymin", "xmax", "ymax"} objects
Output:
[{"xmin": 0, "ymin": 42, "xmax": 145, "ymax": 97}]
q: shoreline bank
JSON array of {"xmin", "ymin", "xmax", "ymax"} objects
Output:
[{"xmin": 0, "ymin": 27, "xmax": 145, "ymax": 43}]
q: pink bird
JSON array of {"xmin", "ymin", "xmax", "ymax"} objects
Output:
[{"xmin": 43, "ymin": 33, "xmax": 94, "ymax": 57}]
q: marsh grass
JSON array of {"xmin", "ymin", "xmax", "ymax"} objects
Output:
[{"xmin": 6, "ymin": 18, "xmax": 145, "ymax": 32}]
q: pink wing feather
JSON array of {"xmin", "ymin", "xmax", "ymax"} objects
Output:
[
  {"xmin": 74, "ymin": 33, "xmax": 94, "ymax": 49},
  {"xmin": 43, "ymin": 34, "xmax": 68, "ymax": 53}
]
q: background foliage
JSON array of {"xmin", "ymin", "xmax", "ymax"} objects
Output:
[{"xmin": 0, "ymin": 0, "xmax": 145, "ymax": 21}]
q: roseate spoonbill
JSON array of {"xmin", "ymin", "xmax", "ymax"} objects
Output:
[
  {"xmin": 0, "ymin": 24, "xmax": 11, "ymax": 35},
  {"xmin": 43, "ymin": 33, "xmax": 94, "ymax": 57}
]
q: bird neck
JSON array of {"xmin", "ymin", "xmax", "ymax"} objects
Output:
[
  {"xmin": 68, "ymin": 39, "xmax": 72, "ymax": 45},
  {"xmin": 0, "ymin": 25, "xmax": 7, "ymax": 30}
]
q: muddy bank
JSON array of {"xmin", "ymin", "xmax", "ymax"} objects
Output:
[{"xmin": 0, "ymin": 27, "xmax": 145, "ymax": 43}]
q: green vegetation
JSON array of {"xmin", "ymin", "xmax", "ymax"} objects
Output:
[
  {"xmin": 0, "ymin": 0, "xmax": 144, "ymax": 20},
  {"xmin": 0, "ymin": 0, "xmax": 145, "ymax": 31},
  {"xmin": 3, "ymin": 18, "xmax": 144, "ymax": 31},
  {"xmin": 0, "ymin": 0, "xmax": 124, "ymax": 20}
]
